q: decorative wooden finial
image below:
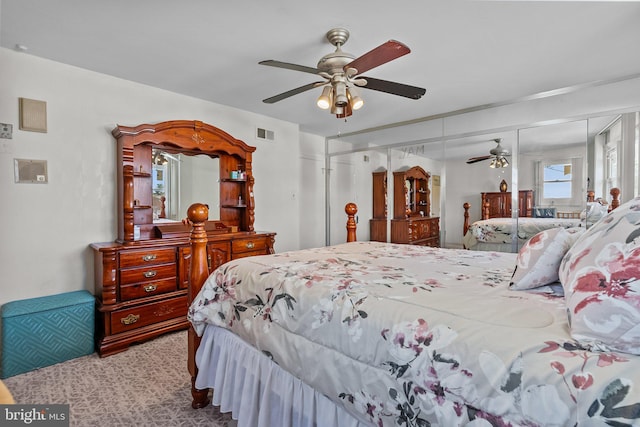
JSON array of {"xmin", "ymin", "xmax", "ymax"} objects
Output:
[
  {"xmin": 187, "ymin": 203, "xmax": 209, "ymax": 225},
  {"xmin": 345, "ymin": 202, "xmax": 358, "ymax": 243},
  {"xmin": 610, "ymin": 187, "xmax": 621, "ymax": 212},
  {"xmin": 159, "ymin": 196, "xmax": 166, "ymax": 218}
]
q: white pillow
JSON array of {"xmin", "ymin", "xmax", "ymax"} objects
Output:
[
  {"xmin": 510, "ymin": 227, "xmax": 584, "ymax": 290},
  {"xmin": 559, "ymin": 196, "xmax": 640, "ymax": 355}
]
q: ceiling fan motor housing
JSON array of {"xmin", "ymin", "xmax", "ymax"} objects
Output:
[
  {"xmin": 318, "ymin": 28, "xmax": 356, "ymax": 75},
  {"xmin": 317, "ymin": 49, "xmax": 355, "ymax": 74}
]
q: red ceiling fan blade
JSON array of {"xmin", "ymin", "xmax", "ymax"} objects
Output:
[
  {"xmin": 466, "ymin": 156, "xmax": 492, "ymax": 164},
  {"xmin": 262, "ymin": 81, "xmax": 325, "ymax": 104},
  {"xmin": 345, "ymin": 40, "xmax": 410, "ymax": 75},
  {"xmin": 359, "ymin": 76, "xmax": 425, "ymax": 99}
]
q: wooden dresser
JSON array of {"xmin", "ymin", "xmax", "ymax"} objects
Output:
[
  {"xmin": 91, "ymin": 232, "xmax": 274, "ymax": 356},
  {"xmin": 91, "ymin": 120, "xmax": 276, "ymax": 356}
]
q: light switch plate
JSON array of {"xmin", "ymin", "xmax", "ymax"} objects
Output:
[{"xmin": 0, "ymin": 123, "xmax": 12, "ymax": 139}]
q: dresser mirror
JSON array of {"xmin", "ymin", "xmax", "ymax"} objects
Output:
[
  {"xmin": 151, "ymin": 149, "xmax": 220, "ymax": 222},
  {"xmin": 113, "ymin": 120, "xmax": 257, "ymax": 243}
]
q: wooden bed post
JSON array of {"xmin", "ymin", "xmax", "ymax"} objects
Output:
[
  {"xmin": 609, "ymin": 187, "xmax": 621, "ymax": 212},
  {"xmin": 187, "ymin": 203, "xmax": 211, "ymax": 409},
  {"xmin": 482, "ymin": 197, "xmax": 490, "ymax": 220},
  {"xmin": 345, "ymin": 203, "xmax": 358, "ymax": 242},
  {"xmin": 463, "ymin": 202, "xmax": 470, "ymax": 236}
]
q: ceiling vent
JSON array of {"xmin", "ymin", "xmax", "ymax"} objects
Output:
[{"xmin": 256, "ymin": 127, "xmax": 274, "ymax": 141}]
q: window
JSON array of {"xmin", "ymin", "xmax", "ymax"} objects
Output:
[{"xmin": 543, "ymin": 162, "xmax": 572, "ymax": 199}]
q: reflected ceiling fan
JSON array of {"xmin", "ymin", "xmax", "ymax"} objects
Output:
[
  {"xmin": 259, "ymin": 28, "xmax": 426, "ymax": 118},
  {"xmin": 466, "ymin": 138, "xmax": 511, "ymax": 168}
]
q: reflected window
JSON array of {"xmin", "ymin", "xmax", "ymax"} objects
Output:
[
  {"xmin": 538, "ymin": 157, "xmax": 582, "ymax": 206},
  {"xmin": 152, "ymin": 149, "xmax": 181, "ymax": 221},
  {"xmin": 606, "ymin": 145, "xmax": 618, "ymax": 190},
  {"xmin": 603, "ymin": 117, "xmax": 621, "ymax": 195},
  {"xmin": 543, "ymin": 162, "xmax": 572, "ymax": 199}
]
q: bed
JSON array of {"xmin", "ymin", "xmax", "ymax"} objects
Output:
[
  {"xmin": 185, "ymin": 196, "xmax": 640, "ymax": 426},
  {"xmin": 462, "ymin": 189, "xmax": 619, "ymax": 252}
]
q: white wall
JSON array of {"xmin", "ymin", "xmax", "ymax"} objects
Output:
[
  {"xmin": 298, "ymin": 131, "xmax": 326, "ymax": 249},
  {"xmin": 0, "ymin": 48, "xmax": 316, "ymax": 306}
]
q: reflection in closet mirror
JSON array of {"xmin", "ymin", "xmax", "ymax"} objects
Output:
[
  {"xmin": 517, "ymin": 120, "xmax": 587, "ymax": 250},
  {"xmin": 587, "ymin": 111, "xmax": 639, "ymax": 222},
  {"xmin": 444, "ymin": 134, "xmax": 516, "ymax": 250},
  {"xmin": 324, "ymin": 103, "xmax": 640, "ymax": 250},
  {"xmin": 327, "ymin": 149, "xmax": 384, "ymax": 245}
]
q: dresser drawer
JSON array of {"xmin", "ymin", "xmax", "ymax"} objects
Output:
[
  {"xmin": 119, "ymin": 248, "xmax": 176, "ymax": 268},
  {"xmin": 120, "ymin": 263, "xmax": 176, "ymax": 286},
  {"xmin": 110, "ymin": 295, "xmax": 187, "ymax": 334},
  {"xmin": 120, "ymin": 277, "xmax": 177, "ymax": 301},
  {"xmin": 232, "ymin": 237, "xmax": 267, "ymax": 255}
]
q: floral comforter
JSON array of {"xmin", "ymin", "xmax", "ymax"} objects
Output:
[
  {"xmin": 189, "ymin": 241, "xmax": 640, "ymax": 426},
  {"xmin": 463, "ymin": 217, "xmax": 583, "ymax": 249}
]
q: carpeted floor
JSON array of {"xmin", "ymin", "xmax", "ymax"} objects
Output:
[{"xmin": 3, "ymin": 330, "xmax": 236, "ymax": 426}]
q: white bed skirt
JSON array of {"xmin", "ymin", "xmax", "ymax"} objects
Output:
[{"xmin": 195, "ymin": 325, "xmax": 373, "ymax": 427}]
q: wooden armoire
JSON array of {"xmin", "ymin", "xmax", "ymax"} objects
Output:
[{"xmin": 91, "ymin": 120, "xmax": 276, "ymax": 356}]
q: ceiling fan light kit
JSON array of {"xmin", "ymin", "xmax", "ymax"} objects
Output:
[
  {"xmin": 466, "ymin": 138, "xmax": 511, "ymax": 168},
  {"xmin": 260, "ymin": 28, "xmax": 426, "ymax": 119},
  {"xmin": 489, "ymin": 156, "xmax": 509, "ymax": 168},
  {"xmin": 316, "ymin": 86, "xmax": 332, "ymax": 109}
]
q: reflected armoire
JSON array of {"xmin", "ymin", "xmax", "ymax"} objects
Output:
[{"xmin": 370, "ymin": 166, "xmax": 440, "ymax": 247}]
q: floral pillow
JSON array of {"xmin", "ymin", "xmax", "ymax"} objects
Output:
[
  {"xmin": 559, "ymin": 196, "xmax": 640, "ymax": 355},
  {"xmin": 510, "ymin": 227, "xmax": 584, "ymax": 290}
]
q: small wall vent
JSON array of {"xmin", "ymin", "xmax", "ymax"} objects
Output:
[{"xmin": 256, "ymin": 127, "xmax": 275, "ymax": 141}]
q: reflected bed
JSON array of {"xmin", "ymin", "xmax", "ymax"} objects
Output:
[{"xmin": 462, "ymin": 216, "xmax": 583, "ymax": 251}]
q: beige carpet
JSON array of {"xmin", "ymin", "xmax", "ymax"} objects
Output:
[{"xmin": 3, "ymin": 330, "xmax": 236, "ymax": 427}]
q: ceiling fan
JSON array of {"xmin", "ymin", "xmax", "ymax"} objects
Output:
[
  {"xmin": 259, "ymin": 28, "xmax": 426, "ymax": 118},
  {"xmin": 466, "ymin": 138, "xmax": 511, "ymax": 168}
]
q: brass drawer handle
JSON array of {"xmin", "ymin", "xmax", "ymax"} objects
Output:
[
  {"xmin": 144, "ymin": 284, "xmax": 157, "ymax": 292},
  {"xmin": 142, "ymin": 254, "xmax": 157, "ymax": 262},
  {"xmin": 143, "ymin": 270, "xmax": 157, "ymax": 278},
  {"xmin": 120, "ymin": 314, "xmax": 140, "ymax": 325},
  {"xmin": 245, "ymin": 242, "xmax": 255, "ymax": 249}
]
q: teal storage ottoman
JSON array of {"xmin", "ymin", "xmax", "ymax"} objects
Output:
[{"xmin": 1, "ymin": 290, "xmax": 95, "ymax": 378}]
